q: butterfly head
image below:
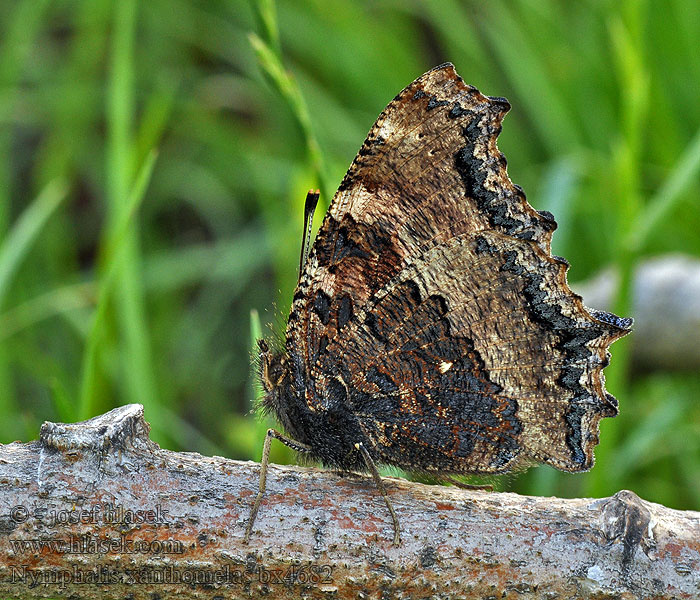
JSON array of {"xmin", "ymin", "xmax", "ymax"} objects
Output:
[
  {"xmin": 257, "ymin": 339, "xmax": 286, "ymax": 398},
  {"xmin": 257, "ymin": 338, "xmax": 314, "ymax": 447}
]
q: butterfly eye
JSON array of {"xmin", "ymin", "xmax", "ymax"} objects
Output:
[
  {"xmin": 269, "ymin": 361, "xmax": 284, "ymax": 386},
  {"xmin": 259, "ymin": 350, "xmax": 285, "ymax": 392}
]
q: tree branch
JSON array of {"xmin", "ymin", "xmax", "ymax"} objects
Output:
[{"xmin": 0, "ymin": 404, "xmax": 698, "ymax": 599}]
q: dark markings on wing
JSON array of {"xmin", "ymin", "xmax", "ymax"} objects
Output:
[
  {"xmin": 274, "ymin": 63, "xmax": 632, "ymax": 475},
  {"xmin": 337, "ymin": 294, "xmax": 353, "ymax": 332}
]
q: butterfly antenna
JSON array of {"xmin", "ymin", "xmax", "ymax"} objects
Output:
[{"xmin": 299, "ymin": 189, "xmax": 320, "ymax": 278}]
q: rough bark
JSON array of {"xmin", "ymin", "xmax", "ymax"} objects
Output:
[{"xmin": 0, "ymin": 404, "xmax": 698, "ymax": 599}]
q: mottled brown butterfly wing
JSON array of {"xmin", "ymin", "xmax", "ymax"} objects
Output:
[{"xmin": 282, "ymin": 63, "xmax": 631, "ymax": 475}]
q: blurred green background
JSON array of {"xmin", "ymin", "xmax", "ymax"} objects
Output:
[{"xmin": 1, "ymin": 0, "xmax": 699, "ymax": 510}]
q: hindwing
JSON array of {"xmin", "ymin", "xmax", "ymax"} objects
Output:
[{"xmin": 284, "ymin": 63, "xmax": 631, "ymax": 473}]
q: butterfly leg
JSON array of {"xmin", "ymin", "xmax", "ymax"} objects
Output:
[
  {"xmin": 354, "ymin": 442, "xmax": 401, "ymax": 546},
  {"xmin": 243, "ymin": 428, "xmax": 311, "ymax": 544}
]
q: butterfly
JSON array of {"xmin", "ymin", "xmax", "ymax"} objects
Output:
[{"xmin": 244, "ymin": 63, "xmax": 632, "ymax": 546}]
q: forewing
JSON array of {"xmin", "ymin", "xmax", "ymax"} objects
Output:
[{"xmin": 286, "ymin": 63, "xmax": 631, "ymax": 473}]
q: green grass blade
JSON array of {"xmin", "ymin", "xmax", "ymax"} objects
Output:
[
  {"xmin": 78, "ymin": 150, "xmax": 159, "ymax": 420},
  {"xmin": 82, "ymin": 0, "xmax": 164, "ymax": 440},
  {"xmin": 0, "ymin": 177, "xmax": 66, "ymax": 438},
  {"xmin": 0, "ymin": 0, "xmax": 53, "ymax": 231},
  {"xmin": 480, "ymin": 3, "xmax": 582, "ymax": 154},
  {"xmin": 249, "ymin": 308, "xmax": 268, "ymax": 461},
  {"xmin": 248, "ymin": 31, "xmax": 331, "ymax": 202},
  {"xmin": 249, "ymin": 0, "xmax": 281, "ymax": 57},
  {"xmin": 0, "ymin": 0, "xmax": 56, "ymax": 442},
  {"xmin": 0, "ymin": 178, "xmax": 67, "ymax": 308},
  {"xmin": 249, "ymin": 308, "xmax": 263, "ymax": 408},
  {"xmin": 105, "ymin": 150, "xmax": 160, "ymax": 263},
  {"xmin": 0, "ymin": 226, "xmax": 265, "ymax": 344},
  {"xmin": 627, "ymin": 124, "xmax": 700, "ymax": 253},
  {"xmin": 0, "ymin": 282, "xmax": 94, "ymax": 344},
  {"xmin": 585, "ymin": 7, "xmax": 650, "ymax": 498}
]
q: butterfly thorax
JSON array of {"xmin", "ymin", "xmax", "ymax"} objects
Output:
[{"xmin": 259, "ymin": 341, "xmax": 368, "ymax": 471}]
